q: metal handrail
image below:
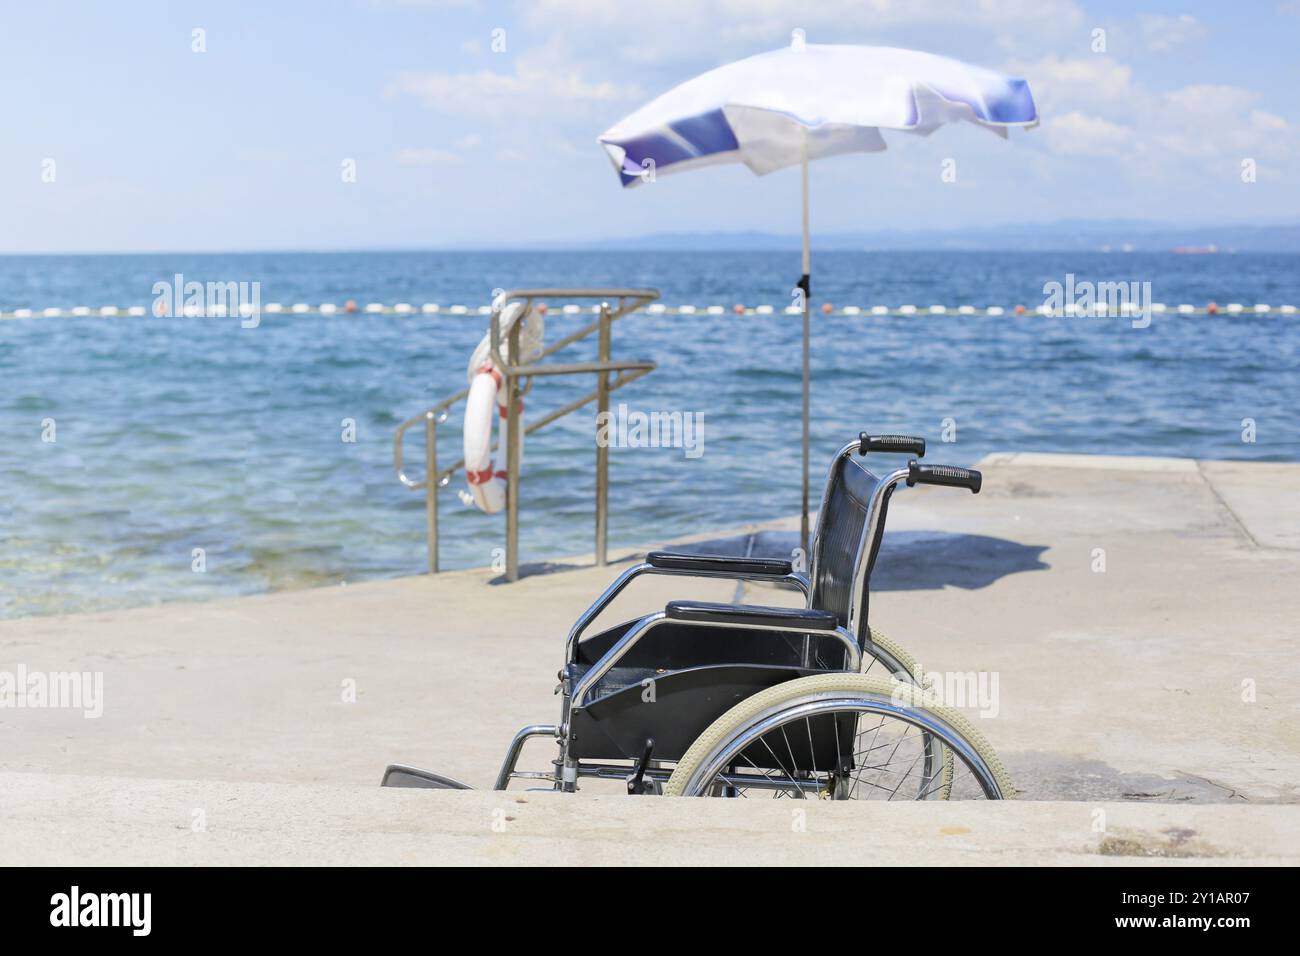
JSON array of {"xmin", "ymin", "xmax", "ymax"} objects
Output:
[
  {"xmin": 393, "ymin": 288, "xmax": 660, "ymax": 579},
  {"xmin": 393, "ymin": 363, "xmax": 655, "ymax": 491}
]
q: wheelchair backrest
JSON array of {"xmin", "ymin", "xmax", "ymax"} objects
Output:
[{"xmin": 809, "ymin": 455, "xmax": 893, "ymax": 646}]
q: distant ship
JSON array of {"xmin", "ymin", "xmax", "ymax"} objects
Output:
[{"xmin": 1171, "ymin": 244, "xmax": 1218, "ymax": 254}]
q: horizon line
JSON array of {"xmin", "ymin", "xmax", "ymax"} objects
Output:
[{"xmin": 4, "ymin": 219, "xmax": 1299, "ymax": 258}]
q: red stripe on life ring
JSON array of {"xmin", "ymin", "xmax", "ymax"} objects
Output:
[{"xmin": 466, "ymin": 467, "xmax": 509, "ymax": 485}]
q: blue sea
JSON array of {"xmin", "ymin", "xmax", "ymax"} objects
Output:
[{"xmin": 3, "ymin": 250, "xmax": 1298, "ymax": 618}]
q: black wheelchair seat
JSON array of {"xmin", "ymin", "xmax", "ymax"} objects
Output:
[
  {"xmin": 567, "ymin": 615, "xmax": 848, "ymax": 761},
  {"xmin": 565, "ymin": 658, "xmax": 819, "ymax": 761}
]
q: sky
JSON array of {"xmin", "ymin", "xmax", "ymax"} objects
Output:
[{"xmin": 2, "ymin": 0, "xmax": 1298, "ymax": 253}]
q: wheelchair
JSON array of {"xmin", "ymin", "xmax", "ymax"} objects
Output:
[{"xmin": 384, "ymin": 432, "xmax": 1012, "ymax": 800}]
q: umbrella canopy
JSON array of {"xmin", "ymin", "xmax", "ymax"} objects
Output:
[
  {"xmin": 597, "ymin": 44, "xmax": 1037, "ymax": 549},
  {"xmin": 599, "ymin": 45, "xmax": 1037, "ymax": 184}
]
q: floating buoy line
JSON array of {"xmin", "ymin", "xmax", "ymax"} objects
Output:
[{"xmin": 1, "ymin": 300, "xmax": 1295, "ymax": 321}]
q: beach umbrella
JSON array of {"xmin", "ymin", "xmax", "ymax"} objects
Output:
[{"xmin": 598, "ymin": 44, "xmax": 1038, "ymax": 551}]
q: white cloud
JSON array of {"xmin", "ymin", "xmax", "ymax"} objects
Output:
[
  {"xmin": 724, "ymin": 0, "xmax": 1086, "ymax": 35},
  {"xmin": 1250, "ymin": 109, "xmax": 1289, "ymax": 133},
  {"xmin": 1042, "ymin": 111, "xmax": 1132, "ymax": 156},
  {"xmin": 519, "ymin": 0, "xmax": 1087, "ymax": 64},
  {"xmin": 384, "ymin": 0, "xmax": 1297, "ymax": 194},
  {"xmin": 396, "ymin": 147, "xmax": 464, "ymax": 166},
  {"xmin": 1136, "ymin": 14, "xmax": 1206, "ymax": 53},
  {"xmin": 1009, "ymin": 56, "xmax": 1296, "ymax": 166},
  {"xmin": 1033, "ymin": 80, "xmax": 1295, "ymax": 172},
  {"xmin": 387, "ymin": 43, "xmax": 641, "ymax": 117},
  {"xmin": 372, "ymin": 0, "xmax": 479, "ymax": 6},
  {"xmin": 1148, "ymin": 85, "xmax": 1292, "ymax": 160}
]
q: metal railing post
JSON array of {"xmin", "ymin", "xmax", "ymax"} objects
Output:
[
  {"xmin": 505, "ymin": 320, "xmax": 522, "ymax": 582},
  {"xmin": 595, "ymin": 302, "xmax": 611, "ymax": 567},
  {"xmin": 595, "ymin": 303, "xmax": 613, "ymax": 564},
  {"xmin": 425, "ymin": 411, "xmax": 438, "ymax": 573}
]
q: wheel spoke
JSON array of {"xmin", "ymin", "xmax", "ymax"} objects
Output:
[
  {"xmin": 757, "ymin": 735, "xmax": 801, "ymax": 798},
  {"xmin": 777, "ymin": 723, "xmax": 806, "ymax": 799},
  {"xmin": 671, "ymin": 674, "xmax": 1004, "ymax": 801}
]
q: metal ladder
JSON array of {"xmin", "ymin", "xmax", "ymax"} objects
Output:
[{"xmin": 393, "ymin": 288, "xmax": 660, "ymax": 581}]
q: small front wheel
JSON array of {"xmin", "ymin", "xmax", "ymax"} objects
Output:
[{"xmin": 664, "ymin": 674, "xmax": 1012, "ymax": 800}]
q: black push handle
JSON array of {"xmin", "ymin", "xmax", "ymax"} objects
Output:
[
  {"xmin": 859, "ymin": 432, "xmax": 926, "ymax": 458},
  {"xmin": 907, "ymin": 460, "xmax": 982, "ymax": 494}
]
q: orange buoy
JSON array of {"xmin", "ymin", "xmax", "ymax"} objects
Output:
[
  {"xmin": 344, "ymin": 299, "xmax": 358, "ymax": 314},
  {"xmin": 1014, "ymin": 304, "xmax": 1025, "ymax": 315},
  {"xmin": 821, "ymin": 302, "xmax": 833, "ymax": 314},
  {"xmin": 733, "ymin": 303, "xmax": 745, "ymax": 314},
  {"xmin": 1206, "ymin": 302, "xmax": 1218, "ymax": 315}
]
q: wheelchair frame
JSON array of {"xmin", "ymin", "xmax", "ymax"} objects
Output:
[{"xmin": 494, "ymin": 437, "xmax": 933, "ymax": 793}]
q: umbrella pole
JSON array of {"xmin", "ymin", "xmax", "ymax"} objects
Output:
[{"xmin": 800, "ymin": 128, "xmax": 811, "ymax": 559}]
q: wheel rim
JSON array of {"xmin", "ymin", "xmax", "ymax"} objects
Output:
[{"xmin": 679, "ymin": 694, "xmax": 1004, "ymax": 800}]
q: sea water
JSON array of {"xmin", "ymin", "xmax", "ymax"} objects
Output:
[{"xmin": 2, "ymin": 249, "xmax": 1297, "ymax": 617}]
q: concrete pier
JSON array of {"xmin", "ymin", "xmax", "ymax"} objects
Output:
[{"xmin": 3, "ymin": 452, "xmax": 1299, "ymax": 865}]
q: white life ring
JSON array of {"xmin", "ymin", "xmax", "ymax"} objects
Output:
[
  {"xmin": 461, "ymin": 365, "xmax": 517, "ymax": 513},
  {"xmin": 460, "ymin": 302, "xmax": 543, "ymax": 513}
]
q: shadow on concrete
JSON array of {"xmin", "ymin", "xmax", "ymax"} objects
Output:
[
  {"xmin": 668, "ymin": 529, "xmax": 1049, "ymax": 592},
  {"xmin": 1005, "ymin": 752, "xmax": 1262, "ymax": 803}
]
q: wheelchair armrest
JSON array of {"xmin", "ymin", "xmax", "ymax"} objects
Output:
[
  {"xmin": 566, "ymin": 558, "xmax": 809, "ymax": 665},
  {"xmin": 665, "ymin": 600, "xmax": 838, "ymax": 631},
  {"xmin": 647, "ymin": 551, "xmax": 793, "ymax": 576}
]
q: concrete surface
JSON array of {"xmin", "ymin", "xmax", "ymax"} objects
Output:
[
  {"xmin": 3, "ymin": 451, "xmax": 1299, "ymax": 865},
  {"xmin": 4, "ymin": 772, "xmax": 1296, "ymax": 866}
]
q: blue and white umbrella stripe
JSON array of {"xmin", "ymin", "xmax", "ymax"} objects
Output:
[
  {"xmin": 599, "ymin": 45, "xmax": 1037, "ymax": 186},
  {"xmin": 597, "ymin": 43, "xmax": 1037, "ymax": 549}
]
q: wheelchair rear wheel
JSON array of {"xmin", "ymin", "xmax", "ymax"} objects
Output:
[
  {"xmin": 664, "ymin": 673, "xmax": 1012, "ymax": 800},
  {"xmin": 855, "ymin": 627, "xmax": 953, "ymax": 798}
]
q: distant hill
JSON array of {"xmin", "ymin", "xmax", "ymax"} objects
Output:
[{"xmin": 552, "ymin": 221, "xmax": 1300, "ymax": 253}]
